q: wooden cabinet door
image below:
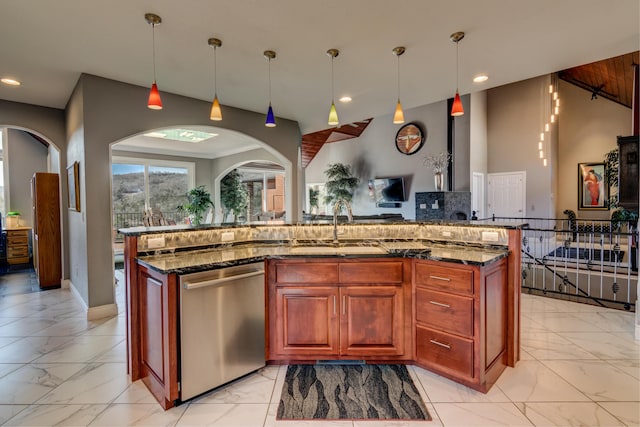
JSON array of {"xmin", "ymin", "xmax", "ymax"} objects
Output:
[
  {"xmin": 137, "ymin": 266, "xmax": 179, "ymax": 409},
  {"xmin": 275, "ymin": 286, "xmax": 339, "ymax": 357},
  {"xmin": 340, "ymin": 286, "xmax": 404, "ymax": 356}
]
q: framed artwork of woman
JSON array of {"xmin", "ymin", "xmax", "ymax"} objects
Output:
[{"xmin": 578, "ymin": 162, "xmax": 607, "ymax": 210}]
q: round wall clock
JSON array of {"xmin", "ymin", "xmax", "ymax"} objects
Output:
[{"xmin": 395, "ymin": 122, "xmax": 425, "ymax": 155}]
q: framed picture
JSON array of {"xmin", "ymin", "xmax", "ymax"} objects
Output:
[
  {"xmin": 395, "ymin": 123, "xmax": 425, "ymax": 155},
  {"xmin": 578, "ymin": 162, "xmax": 607, "ymax": 210},
  {"xmin": 67, "ymin": 161, "xmax": 80, "ymax": 212}
]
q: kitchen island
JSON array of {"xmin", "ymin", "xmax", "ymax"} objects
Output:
[{"xmin": 120, "ymin": 221, "xmax": 522, "ymax": 409}]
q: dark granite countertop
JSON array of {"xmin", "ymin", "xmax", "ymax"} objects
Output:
[{"xmin": 136, "ymin": 241, "xmax": 508, "ymax": 275}]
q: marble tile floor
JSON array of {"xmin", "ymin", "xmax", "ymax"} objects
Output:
[{"xmin": 0, "ymin": 274, "xmax": 637, "ymax": 426}]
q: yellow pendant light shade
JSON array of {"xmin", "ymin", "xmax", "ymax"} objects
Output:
[
  {"xmin": 328, "ymin": 101, "xmax": 339, "ymax": 126},
  {"xmin": 327, "ymin": 49, "xmax": 339, "ymax": 126},
  {"xmin": 210, "ymin": 95, "xmax": 222, "ymax": 121},
  {"xmin": 393, "ymin": 99, "xmax": 405, "ymax": 124},
  {"xmin": 392, "ymin": 46, "xmax": 405, "ymax": 124},
  {"xmin": 145, "ymin": 13, "xmax": 163, "ymax": 110},
  {"xmin": 208, "ymin": 38, "xmax": 223, "ymax": 121},
  {"xmin": 450, "ymin": 32, "xmax": 465, "ymax": 117}
]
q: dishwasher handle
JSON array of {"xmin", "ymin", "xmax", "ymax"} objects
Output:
[{"xmin": 182, "ymin": 270, "xmax": 264, "ymax": 290}]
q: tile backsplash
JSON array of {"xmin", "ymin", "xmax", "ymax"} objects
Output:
[{"xmin": 136, "ymin": 222, "xmax": 509, "ymax": 252}]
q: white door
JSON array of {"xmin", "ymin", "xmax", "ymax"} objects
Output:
[
  {"xmin": 487, "ymin": 171, "xmax": 526, "ymax": 218},
  {"xmin": 471, "ymin": 172, "xmax": 484, "ymax": 219}
]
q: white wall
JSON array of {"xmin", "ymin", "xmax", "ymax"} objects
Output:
[{"xmin": 305, "ymin": 97, "xmax": 471, "ymax": 220}]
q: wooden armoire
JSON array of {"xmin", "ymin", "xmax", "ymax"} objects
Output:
[{"xmin": 31, "ymin": 173, "xmax": 62, "ymax": 288}]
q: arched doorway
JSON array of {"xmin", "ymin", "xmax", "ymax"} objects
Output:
[{"xmin": 0, "ymin": 126, "xmax": 63, "ymax": 294}]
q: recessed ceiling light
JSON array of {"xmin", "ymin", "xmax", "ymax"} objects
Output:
[
  {"xmin": 339, "ymin": 96, "xmax": 352, "ymax": 103},
  {"xmin": 473, "ymin": 74, "xmax": 489, "ymax": 83},
  {"xmin": 144, "ymin": 128, "xmax": 218, "ymax": 143},
  {"xmin": 1, "ymin": 78, "xmax": 21, "ymax": 86}
]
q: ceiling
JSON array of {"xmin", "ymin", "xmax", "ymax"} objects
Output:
[
  {"xmin": 0, "ymin": 1, "xmax": 638, "ymax": 142},
  {"xmin": 560, "ymin": 51, "xmax": 639, "ymax": 108}
]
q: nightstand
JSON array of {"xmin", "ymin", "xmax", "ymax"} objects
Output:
[{"xmin": 6, "ymin": 227, "xmax": 31, "ymax": 265}]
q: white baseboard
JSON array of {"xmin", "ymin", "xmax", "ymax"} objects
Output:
[
  {"xmin": 61, "ymin": 279, "xmax": 71, "ymax": 289},
  {"xmin": 68, "ymin": 280, "xmax": 119, "ymax": 320}
]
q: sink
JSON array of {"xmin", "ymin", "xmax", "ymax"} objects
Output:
[{"xmin": 289, "ymin": 245, "xmax": 387, "ymax": 255}]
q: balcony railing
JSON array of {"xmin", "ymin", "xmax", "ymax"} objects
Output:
[
  {"xmin": 113, "ymin": 211, "xmax": 187, "ymax": 241},
  {"xmin": 483, "ymin": 215, "xmax": 637, "ymax": 312}
]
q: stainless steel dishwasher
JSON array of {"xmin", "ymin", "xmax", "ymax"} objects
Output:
[{"xmin": 179, "ymin": 261, "xmax": 265, "ymax": 401}]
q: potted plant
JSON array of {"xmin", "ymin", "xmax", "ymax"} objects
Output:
[
  {"xmin": 220, "ymin": 169, "xmax": 249, "ymax": 223},
  {"xmin": 324, "ymin": 163, "xmax": 359, "ymax": 221},
  {"xmin": 177, "ymin": 185, "xmax": 214, "ymax": 226}
]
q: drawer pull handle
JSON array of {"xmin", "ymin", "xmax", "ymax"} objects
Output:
[
  {"xmin": 430, "ymin": 339, "xmax": 451, "ymax": 349},
  {"xmin": 429, "ymin": 300, "xmax": 451, "ymax": 308},
  {"xmin": 430, "ymin": 275, "xmax": 451, "ymax": 282},
  {"xmin": 342, "ymin": 295, "xmax": 346, "ymax": 315},
  {"xmin": 333, "ymin": 296, "xmax": 337, "ymax": 316}
]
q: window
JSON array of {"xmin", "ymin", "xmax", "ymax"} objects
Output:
[{"xmin": 112, "ymin": 157, "xmax": 194, "ymax": 228}]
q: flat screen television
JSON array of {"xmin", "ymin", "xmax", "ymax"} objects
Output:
[{"xmin": 368, "ymin": 177, "xmax": 406, "ymax": 203}]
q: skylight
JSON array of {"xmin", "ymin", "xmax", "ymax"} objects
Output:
[{"xmin": 144, "ymin": 128, "xmax": 218, "ymax": 143}]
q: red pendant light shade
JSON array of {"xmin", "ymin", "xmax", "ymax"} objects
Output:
[
  {"xmin": 148, "ymin": 82, "xmax": 162, "ymax": 110},
  {"xmin": 145, "ymin": 13, "xmax": 162, "ymax": 110},
  {"xmin": 450, "ymin": 31, "xmax": 465, "ymax": 117},
  {"xmin": 451, "ymin": 90, "xmax": 463, "ymax": 116}
]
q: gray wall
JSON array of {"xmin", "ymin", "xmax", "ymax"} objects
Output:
[
  {"xmin": 487, "ymin": 75, "xmax": 557, "ymax": 218},
  {"xmin": 68, "ymin": 74, "xmax": 302, "ymax": 309},
  {"xmin": 556, "ymin": 79, "xmax": 630, "ymax": 219},
  {"xmin": 5, "ymin": 129, "xmax": 48, "ymax": 226},
  {"xmin": 305, "ymin": 97, "xmax": 471, "ymax": 220}
]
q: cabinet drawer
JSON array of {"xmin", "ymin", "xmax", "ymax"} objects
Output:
[
  {"xmin": 275, "ymin": 262, "xmax": 338, "ymax": 284},
  {"xmin": 415, "ymin": 263, "xmax": 473, "ymax": 294},
  {"xmin": 416, "ymin": 325, "xmax": 473, "ymax": 379},
  {"xmin": 7, "ymin": 234, "xmax": 28, "ymax": 245},
  {"xmin": 339, "ymin": 261, "xmax": 403, "ymax": 284},
  {"xmin": 8, "ymin": 246, "xmax": 29, "ymax": 257},
  {"xmin": 416, "ymin": 288, "xmax": 473, "ymax": 337}
]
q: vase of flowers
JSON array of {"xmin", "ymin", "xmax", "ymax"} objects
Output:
[{"xmin": 423, "ymin": 152, "xmax": 451, "ymax": 191}]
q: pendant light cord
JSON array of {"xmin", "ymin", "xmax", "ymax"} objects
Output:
[
  {"xmin": 455, "ymin": 40, "xmax": 459, "ymax": 91},
  {"xmin": 268, "ymin": 58, "xmax": 272, "ymax": 104},
  {"xmin": 151, "ymin": 23, "xmax": 157, "ymax": 83},
  {"xmin": 397, "ymin": 54, "xmax": 401, "ymax": 102},
  {"xmin": 331, "ymin": 56, "xmax": 335, "ymax": 102},
  {"xmin": 213, "ymin": 45, "xmax": 217, "ymax": 97}
]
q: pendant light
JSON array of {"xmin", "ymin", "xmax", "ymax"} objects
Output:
[
  {"xmin": 392, "ymin": 46, "xmax": 406, "ymax": 124},
  {"xmin": 145, "ymin": 13, "xmax": 162, "ymax": 110},
  {"xmin": 208, "ymin": 37, "xmax": 222, "ymax": 121},
  {"xmin": 450, "ymin": 31, "xmax": 465, "ymax": 117},
  {"xmin": 264, "ymin": 50, "xmax": 276, "ymax": 127},
  {"xmin": 327, "ymin": 49, "xmax": 339, "ymax": 126}
]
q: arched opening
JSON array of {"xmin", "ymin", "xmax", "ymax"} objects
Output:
[
  {"xmin": 109, "ymin": 124, "xmax": 291, "ymax": 267},
  {"xmin": 0, "ymin": 126, "xmax": 63, "ymax": 293}
]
